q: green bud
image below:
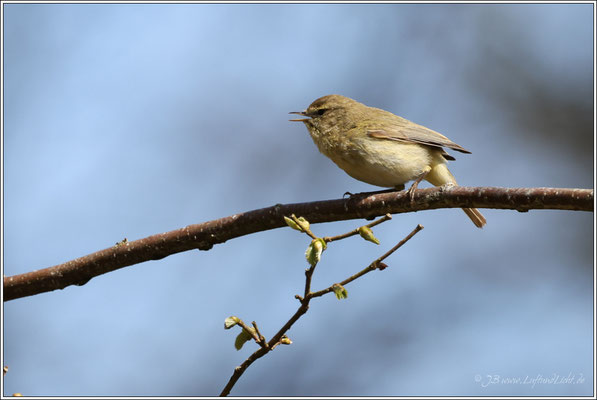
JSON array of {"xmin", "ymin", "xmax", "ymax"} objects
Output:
[
  {"xmin": 332, "ymin": 283, "xmax": 348, "ymax": 300},
  {"xmin": 284, "ymin": 215, "xmax": 301, "ymax": 231},
  {"xmin": 358, "ymin": 226, "xmax": 380, "ymax": 245},
  {"xmin": 279, "ymin": 335, "xmax": 292, "ymax": 345},
  {"xmin": 234, "ymin": 328, "xmax": 255, "ymax": 351},
  {"xmin": 295, "ymin": 217, "xmax": 310, "ymax": 232},
  {"xmin": 224, "ymin": 316, "xmax": 240, "ymax": 330},
  {"xmin": 305, "ymin": 238, "xmax": 326, "ymax": 267},
  {"xmin": 284, "ymin": 215, "xmax": 310, "ymax": 232}
]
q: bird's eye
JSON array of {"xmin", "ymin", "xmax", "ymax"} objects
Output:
[{"xmin": 316, "ymin": 108, "xmax": 327, "ymax": 116}]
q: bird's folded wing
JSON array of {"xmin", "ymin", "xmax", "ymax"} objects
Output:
[{"xmin": 366, "ymin": 120, "xmax": 471, "ymax": 154}]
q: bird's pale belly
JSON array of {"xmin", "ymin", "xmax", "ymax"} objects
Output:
[{"xmin": 328, "ymin": 139, "xmax": 436, "ymax": 188}]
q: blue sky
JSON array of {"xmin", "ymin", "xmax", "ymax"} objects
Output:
[{"xmin": 2, "ymin": 3, "xmax": 594, "ymax": 396}]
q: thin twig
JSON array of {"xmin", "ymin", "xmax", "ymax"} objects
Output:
[
  {"xmin": 289, "ymin": 214, "xmax": 318, "ymax": 240},
  {"xmin": 310, "ymin": 224, "xmax": 424, "ymax": 299},
  {"xmin": 220, "ymin": 302, "xmax": 309, "ymax": 396},
  {"xmin": 234, "ymin": 319, "xmax": 262, "ymax": 345},
  {"xmin": 220, "ymin": 224, "xmax": 423, "ymax": 396},
  {"xmin": 304, "ymin": 266, "xmax": 314, "ymax": 300},
  {"xmin": 324, "ymin": 213, "xmax": 392, "ymax": 243},
  {"xmin": 251, "ymin": 321, "xmax": 266, "ymax": 347},
  {"xmin": 219, "ymin": 346, "xmax": 269, "ymax": 396},
  {"xmin": 289, "ymin": 215, "xmax": 321, "ymax": 299},
  {"xmin": 293, "ymin": 213, "xmax": 395, "ymax": 298}
]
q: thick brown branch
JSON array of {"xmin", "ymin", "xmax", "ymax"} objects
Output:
[{"xmin": 3, "ymin": 186, "xmax": 593, "ymax": 301}]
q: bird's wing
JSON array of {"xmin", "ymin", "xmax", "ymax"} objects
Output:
[{"xmin": 366, "ymin": 119, "xmax": 471, "ymax": 154}]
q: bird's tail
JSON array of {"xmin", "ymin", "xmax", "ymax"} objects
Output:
[
  {"xmin": 462, "ymin": 207, "xmax": 486, "ymax": 228},
  {"xmin": 425, "ymin": 162, "xmax": 487, "ymax": 229}
]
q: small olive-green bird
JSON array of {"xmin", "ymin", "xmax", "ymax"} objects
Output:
[{"xmin": 290, "ymin": 94, "xmax": 486, "ymax": 228}]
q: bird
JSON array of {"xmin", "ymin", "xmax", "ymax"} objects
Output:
[{"xmin": 290, "ymin": 94, "xmax": 486, "ymax": 228}]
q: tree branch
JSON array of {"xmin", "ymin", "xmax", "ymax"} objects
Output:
[{"xmin": 3, "ymin": 186, "xmax": 593, "ymax": 301}]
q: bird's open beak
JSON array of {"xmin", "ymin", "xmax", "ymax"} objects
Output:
[{"xmin": 289, "ymin": 111, "xmax": 310, "ymax": 122}]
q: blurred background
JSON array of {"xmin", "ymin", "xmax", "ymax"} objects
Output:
[{"xmin": 2, "ymin": 3, "xmax": 594, "ymax": 396}]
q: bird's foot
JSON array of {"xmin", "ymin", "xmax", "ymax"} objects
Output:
[{"xmin": 405, "ymin": 170, "xmax": 430, "ymax": 206}]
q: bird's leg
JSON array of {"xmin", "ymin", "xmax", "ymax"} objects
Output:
[{"xmin": 405, "ymin": 167, "xmax": 431, "ymax": 205}]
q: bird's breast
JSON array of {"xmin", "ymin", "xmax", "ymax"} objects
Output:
[{"xmin": 329, "ymin": 136, "xmax": 438, "ymax": 188}]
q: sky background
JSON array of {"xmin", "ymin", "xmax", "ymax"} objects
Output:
[{"xmin": 2, "ymin": 2, "xmax": 594, "ymax": 396}]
